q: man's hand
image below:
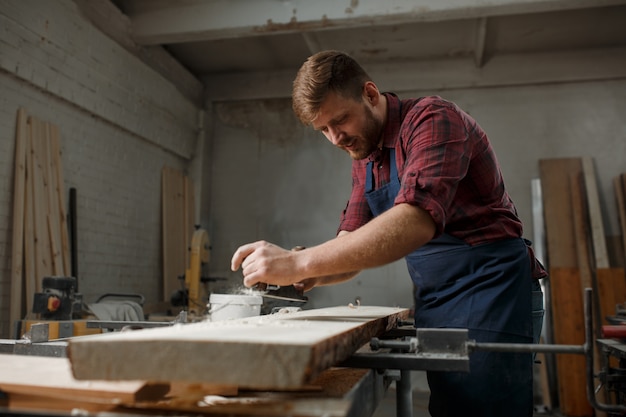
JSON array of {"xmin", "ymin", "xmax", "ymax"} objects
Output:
[{"xmin": 231, "ymin": 241, "xmax": 301, "ymax": 288}]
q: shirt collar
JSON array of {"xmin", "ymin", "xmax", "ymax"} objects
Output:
[{"xmin": 380, "ymin": 92, "xmax": 401, "ymax": 149}]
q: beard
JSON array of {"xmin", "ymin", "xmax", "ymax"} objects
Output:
[{"xmin": 342, "ymin": 104, "xmax": 383, "ymax": 160}]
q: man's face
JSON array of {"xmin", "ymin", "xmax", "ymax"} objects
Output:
[{"xmin": 311, "ymin": 91, "xmax": 382, "ymax": 160}]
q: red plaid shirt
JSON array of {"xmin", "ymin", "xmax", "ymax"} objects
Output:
[{"xmin": 338, "ymin": 94, "xmax": 523, "ymax": 245}]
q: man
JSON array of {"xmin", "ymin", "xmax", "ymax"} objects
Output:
[{"xmin": 231, "ymin": 50, "xmax": 545, "ymax": 417}]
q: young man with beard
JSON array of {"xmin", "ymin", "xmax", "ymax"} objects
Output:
[{"xmin": 231, "ymin": 50, "xmax": 545, "ymax": 417}]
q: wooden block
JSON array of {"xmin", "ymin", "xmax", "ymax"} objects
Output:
[
  {"xmin": 68, "ymin": 306, "xmax": 408, "ymax": 389},
  {"xmin": 0, "ymin": 354, "xmax": 169, "ymax": 412},
  {"xmin": 548, "ymin": 267, "xmax": 593, "ymax": 417}
]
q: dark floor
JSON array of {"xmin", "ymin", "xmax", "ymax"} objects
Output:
[{"xmin": 372, "ymin": 387, "xmax": 565, "ymax": 417}]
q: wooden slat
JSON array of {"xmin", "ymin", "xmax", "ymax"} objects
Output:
[
  {"xmin": 540, "ymin": 158, "xmax": 593, "ymax": 416},
  {"xmin": 44, "ymin": 122, "xmax": 64, "ymax": 276},
  {"xmin": 24, "ymin": 117, "xmax": 37, "ymax": 315},
  {"xmin": 0, "ymin": 354, "xmax": 169, "ymax": 412},
  {"xmin": 582, "ymin": 157, "xmax": 609, "ymax": 268},
  {"xmin": 49, "ymin": 124, "xmax": 71, "ymax": 275},
  {"xmin": 161, "ymin": 166, "xmax": 187, "ymax": 301},
  {"xmin": 30, "ymin": 116, "xmax": 52, "ymax": 291},
  {"xmin": 9, "ymin": 108, "xmax": 28, "ymax": 332},
  {"xmin": 539, "ymin": 158, "xmax": 583, "ymax": 268},
  {"xmin": 68, "ymin": 306, "xmax": 408, "ymax": 389}
]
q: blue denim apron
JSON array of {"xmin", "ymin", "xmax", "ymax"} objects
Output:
[{"xmin": 365, "ymin": 149, "xmax": 535, "ymax": 417}]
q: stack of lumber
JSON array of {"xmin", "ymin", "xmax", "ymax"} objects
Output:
[
  {"xmin": 539, "ymin": 158, "xmax": 626, "ymax": 417},
  {"xmin": 161, "ymin": 166, "xmax": 195, "ymax": 302},
  {"xmin": 9, "ymin": 108, "xmax": 71, "ymax": 331}
]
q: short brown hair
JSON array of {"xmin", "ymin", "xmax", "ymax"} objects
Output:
[{"xmin": 292, "ymin": 50, "xmax": 372, "ymax": 125}]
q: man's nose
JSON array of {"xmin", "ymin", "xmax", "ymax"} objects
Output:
[{"xmin": 327, "ymin": 126, "xmax": 344, "ymax": 146}]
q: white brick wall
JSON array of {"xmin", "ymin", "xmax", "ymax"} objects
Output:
[{"xmin": 0, "ymin": 0, "xmax": 201, "ymax": 337}]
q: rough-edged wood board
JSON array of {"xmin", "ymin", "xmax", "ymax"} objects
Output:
[
  {"xmin": 68, "ymin": 306, "xmax": 408, "ymax": 389},
  {"xmin": 548, "ymin": 267, "xmax": 593, "ymax": 417},
  {"xmin": 0, "ymin": 354, "xmax": 169, "ymax": 412},
  {"xmin": 10, "ymin": 108, "xmax": 28, "ymax": 333}
]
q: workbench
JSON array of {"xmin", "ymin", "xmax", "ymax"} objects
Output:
[{"xmin": 0, "ymin": 351, "xmax": 390, "ymax": 417}]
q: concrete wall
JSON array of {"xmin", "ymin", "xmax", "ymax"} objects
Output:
[
  {"xmin": 206, "ymin": 79, "xmax": 626, "ymax": 311},
  {"xmin": 0, "ymin": 0, "xmax": 201, "ymax": 337}
]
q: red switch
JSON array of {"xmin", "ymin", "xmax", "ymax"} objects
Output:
[{"xmin": 47, "ymin": 296, "xmax": 61, "ymax": 312}]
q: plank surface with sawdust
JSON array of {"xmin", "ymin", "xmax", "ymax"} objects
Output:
[{"xmin": 68, "ymin": 306, "xmax": 408, "ymax": 389}]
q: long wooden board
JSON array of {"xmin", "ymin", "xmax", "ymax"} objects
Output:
[
  {"xmin": 0, "ymin": 354, "xmax": 169, "ymax": 412},
  {"xmin": 68, "ymin": 306, "xmax": 408, "ymax": 389}
]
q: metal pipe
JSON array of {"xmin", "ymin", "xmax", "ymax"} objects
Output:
[
  {"xmin": 468, "ymin": 341, "xmax": 585, "ymax": 354},
  {"xmin": 396, "ymin": 369, "xmax": 413, "ymax": 417}
]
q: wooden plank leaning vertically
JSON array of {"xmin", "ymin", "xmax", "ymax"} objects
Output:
[
  {"xmin": 68, "ymin": 306, "xmax": 408, "ymax": 389},
  {"xmin": 29, "ymin": 116, "xmax": 53, "ymax": 292},
  {"xmin": 161, "ymin": 167, "xmax": 187, "ymax": 302},
  {"xmin": 49, "ymin": 124, "xmax": 71, "ymax": 275},
  {"xmin": 539, "ymin": 158, "xmax": 593, "ymax": 417},
  {"xmin": 569, "ymin": 170, "xmax": 608, "ymax": 417},
  {"xmin": 9, "ymin": 109, "xmax": 28, "ymax": 335},
  {"xmin": 24, "ymin": 117, "xmax": 37, "ymax": 314},
  {"xmin": 44, "ymin": 122, "xmax": 64, "ymax": 276}
]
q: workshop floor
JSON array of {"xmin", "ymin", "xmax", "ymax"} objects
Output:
[{"xmin": 371, "ymin": 372, "xmax": 566, "ymax": 417}]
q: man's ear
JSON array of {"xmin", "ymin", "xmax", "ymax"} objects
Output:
[{"xmin": 363, "ymin": 81, "xmax": 380, "ymax": 105}]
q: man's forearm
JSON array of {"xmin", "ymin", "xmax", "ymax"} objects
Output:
[{"xmin": 298, "ymin": 203, "xmax": 435, "ymax": 279}]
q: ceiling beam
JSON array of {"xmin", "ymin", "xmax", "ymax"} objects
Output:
[
  {"xmin": 203, "ymin": 47, "xmax": 626, "ymax": 102},
  {"xmin": 124, "ymin": 0, "xmax": 626, "ymax": 45}
]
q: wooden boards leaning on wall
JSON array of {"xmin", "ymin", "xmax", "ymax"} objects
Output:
[
  {"xmin": 161, "ymin": 166, "xmax": 195, "ymax": 303},
  {"xmin": 68, "ymin": 306, "xmax": 409, "ymax": 389},
  {"xmin": 540, "ymin": 158, "xmax": 626, "ymax": 417},
  {"xmin": 9, "ymin": 108, "xmax": 70, "ymax": 334}
]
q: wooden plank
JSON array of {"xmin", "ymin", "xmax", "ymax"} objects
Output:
[
  {"xmin": 9, "ymin": 108, "xmax": 28, "ymax": 333},
  {"xmin": 24, "ymin": 118, "xmax": 37, "ymax": 315},
  {"xmin": 44, "ymin": 122, "xmax": 64, "ymax": 276},
  {"xmin": 49, "ymin": 124, "xmax": 71, "ymax": 275},
  {"xmin": 548, "ymin": 267, "xmax": 593, "ymax": 417},
  {"xmin": 539, "ymin": 158, "xmax": 582, "ymax": 268},
  {"xmin": 0, "ymin": 354, "xmax": 168, "ymax": 412},
  {"xmin": 582, "ymin": 157, "xmax": 609, "ymax": 268},
  {"xmin": 68, "ymin": 306, "xmax": 408, "ymax": 389},
  {"xmin": 29, "ymin": 116, "xmax": 52, "ymax": 291},
  {"xmin": 162, "ymin": 166, "xmax": 187, "ymax": 301}
]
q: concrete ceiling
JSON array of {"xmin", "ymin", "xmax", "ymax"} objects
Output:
[{"xmin": 79, "ymin": 0, "xmax": 626, "ymax": 104}]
